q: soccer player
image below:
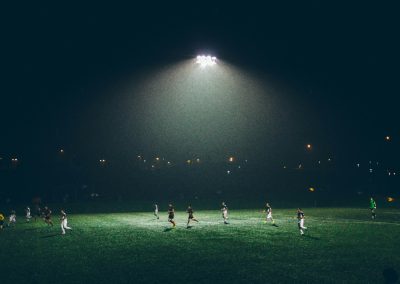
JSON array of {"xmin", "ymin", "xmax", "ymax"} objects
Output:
[
  {"xmin": 186, "ymin": 205, "xmax": 199, "ymax": 228},
  {"xmin": 297, "ymin": 208, "xmax": 307, "ymax": 235},
  {"xmin": 370, "ymin": 197, "xmax": 377, "ymax": 219},
  {"xmin": 264, "ymin": 203, "xmax": 275, "ymax": 225},
  {"xmin": 8, "ymin": 210, "xmax": 16, "ymax": 227},
  {"xmin": 154, "ymin": 203, "xmax": 159, "ymax": 219},
  {"xmin": 168, "ymin": 204, "xmax": 176, "ymax": 228},
  {"xmin": 60, "ymin": 209, "xmax": 72, "ymax": 235},
  {"xmin": 25, "ymin": 206, "xmax": 32, "ymax": 222},
  {"xmin": 221, "ymin": 202, "xmax": 229, "ymax": 224},
  {"xmin": 43, "ymin": 206, "xmax": 53, "ymax": 226},
  {"xmin": 0, "ymin": 213, "xmax": 5, "ymax": 229}
]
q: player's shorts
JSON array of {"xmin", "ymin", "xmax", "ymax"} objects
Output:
[
  {"xmin": 298, "ymin": 219, "xmax": 304, "ymax": 228},
  {"xmin": 266, "ymin": 213, "xmax": 272, "ymax": 219},
  {"xmin": 188, "ymin": 214, "xmax": 194, "ymax": 219}
]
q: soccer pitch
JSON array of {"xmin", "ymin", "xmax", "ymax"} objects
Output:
[{"xmin": 1, "ymin": 208, "xmax": 400, "ymax": 283}]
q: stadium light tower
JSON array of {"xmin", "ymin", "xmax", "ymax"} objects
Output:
[{"xmin": 196, "ymin": 55, "xmax": 217, "ymax": 67}]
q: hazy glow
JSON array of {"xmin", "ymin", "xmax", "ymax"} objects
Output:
[
  {"xmin": 104, "ymin": 56, "xmax": 308, "ymax": 163},
  {"xmin": 196, "ymin": 55, "xmax": 217, "ymax": 67}
]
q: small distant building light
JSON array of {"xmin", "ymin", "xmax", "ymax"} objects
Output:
[
  {"xmin": 306, "ymin": 144, "xmax": 312, "ymax": 150},
  {"xmin": 226, "ymin": 170, "xmax": 231, "ymax": 174},
  {"xmin": 309, "ymin": 187, "xmax": 315, "ymax": 192},
  {"xmin": 228, "ymin": 157, "xmax": 234, "ymax": 162},
  {"xmin": 387, "ymin": 197, "xmax": 395, "ymax": 202},
  {"xmin": 369, "ymin": 168, "xmax": 373, "ymax": 173},
  {"xmin": 385, "ymin": 136, "xmax": 391, "ymax": 141}
]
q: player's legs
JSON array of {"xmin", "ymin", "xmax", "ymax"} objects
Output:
[
  {"xmin": 61, "ymin": 221, "xmax": 65, "ymax": 234},
  {"xmin": 223, "ymin": 212, "xmax": 229, "ymax": 224},
  {"xmin": 371, "ymin": 208, "xmax": 376, "ymax": 219},
  {"xmin": 63, "ymin": 219, "xmax": 71, "ymax": 230}
]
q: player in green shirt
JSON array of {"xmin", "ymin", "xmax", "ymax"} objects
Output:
[{"xmin": 369, "ymin": 197, "xmax": 376, "ymax": 220}]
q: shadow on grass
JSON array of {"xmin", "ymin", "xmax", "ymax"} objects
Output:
[
  {"xmin": 41, "ymin": 233, "xmax": 60, "ymax": 238},
  {"xmin": 186, "ymin": 226, "xmax": 193, "ymax": 229},
  {"xmin": 163, "ymin": 228, "xmax": 175, "ymax": 232},
  {"xmin": 303, "ymin": 235, "xmax": 320, "ymax": 240},
  {"xmin": 24, "ymin": 228, "xmax": 40, "ymax": 232}
]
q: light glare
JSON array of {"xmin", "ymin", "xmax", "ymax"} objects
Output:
[{"xmin": 196, "ymin": 55, "xmax": 217, "ymax": 67}]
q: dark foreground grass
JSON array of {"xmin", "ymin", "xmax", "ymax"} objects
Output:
[{"xmin": 1, "ymin": 208, "xmax": 399, "ymax": 283}]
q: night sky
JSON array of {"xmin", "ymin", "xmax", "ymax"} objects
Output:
[{"xmin": 2, "ymin": 2, "xmax": 399, "ymax": 165}]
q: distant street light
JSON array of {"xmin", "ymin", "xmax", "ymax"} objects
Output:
[{"xmin": 306, "ymin": 144, "xmax": 312, "ymax": 150}]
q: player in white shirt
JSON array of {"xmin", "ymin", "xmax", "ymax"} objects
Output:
[
  {"xmin": 297, "ymin": 208, "xmax": 307, "ymax": 235},
  {"xmin": 221, "ymin": 202, "xmax": 229, "ymax": 224},
  {"xmin": 25, "ymin": 206, "xmax": 32, "ymax": 222},
  {"xmin": 60, "ymin": 209, "xmax": 72, "ymax": 235},
  {"xmin": 154, "ymin": 204, "xmax": 159, "ymax": 220},
  {"xmin": 8, "ymin": 210, "xmax": 16, "ymax": 227}
]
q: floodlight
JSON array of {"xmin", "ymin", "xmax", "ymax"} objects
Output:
[{"xmin": 196, "ymin": 55, "xmax": 217, "ymax": 67}]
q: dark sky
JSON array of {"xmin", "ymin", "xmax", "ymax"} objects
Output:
[{"xmin": 1, "ymin": 2, "xmax": 399, "ymax": 163}]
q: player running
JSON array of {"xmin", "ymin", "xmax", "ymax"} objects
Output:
[
  {"xmin": 370, "ymin": 197, "xmax": 377, "ymax": 220},
  {"xmin": 154, "ymin": 203, "xmax": 159, "ymax": 220},
  {"xmin": 168, "ymin": 204, "xmax": 176, "ymax": 228},
  {"xmin": 25, "ymin": 206, "xmax": 32, "ymax": 222},
  {"xmin": 297, "ymin": 208, "xmax": 307, "ymax": 235},
  {"xmin": 221, "ymin": 202, "xmax": 229, "ymax": 224},
  {"xmin": 43, "ymin": 206, "xmax": 53, "ymax": 226},
  {"xmin": 60, "ymin": 209, "xmax": 72, "ymax": 235},
  {"xmin": 264, "ymin": 203, "xmax": 275, "ymax": 225},
  {"xmin": 186, "ymin": 205, "xmax": 199, "ymax": 228},
  {"xmin": 8, "ymin": 210, "xmax": 16, "ymax": 227}
]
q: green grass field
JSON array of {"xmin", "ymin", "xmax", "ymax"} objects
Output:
[{"xmin": 1, "ymin": 208, "xmax": 400, "ymax": 283}]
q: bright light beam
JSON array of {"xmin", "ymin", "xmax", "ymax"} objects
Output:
[{"xmin": 196, "ymin": 55, "xmax": 217, "ymax": 67}]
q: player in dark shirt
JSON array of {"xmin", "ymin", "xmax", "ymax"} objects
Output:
[
  {"xmin": 168, "ymin": 204, "xmax": 176, "ymax": 228},
  {"xmin": 43, "ymin": 206, "xmax": 53, "ymax": 226},
  {"xmin": 297, "ymin": 208, "xmax": 307, "ymax": 235},
  {"xmin": 186, "ymin": 205, "xmax": 199, "ymax": 228},
  {"xmin": 264, "ymin": 203, "xmax": 275, "ymax": 225}
]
